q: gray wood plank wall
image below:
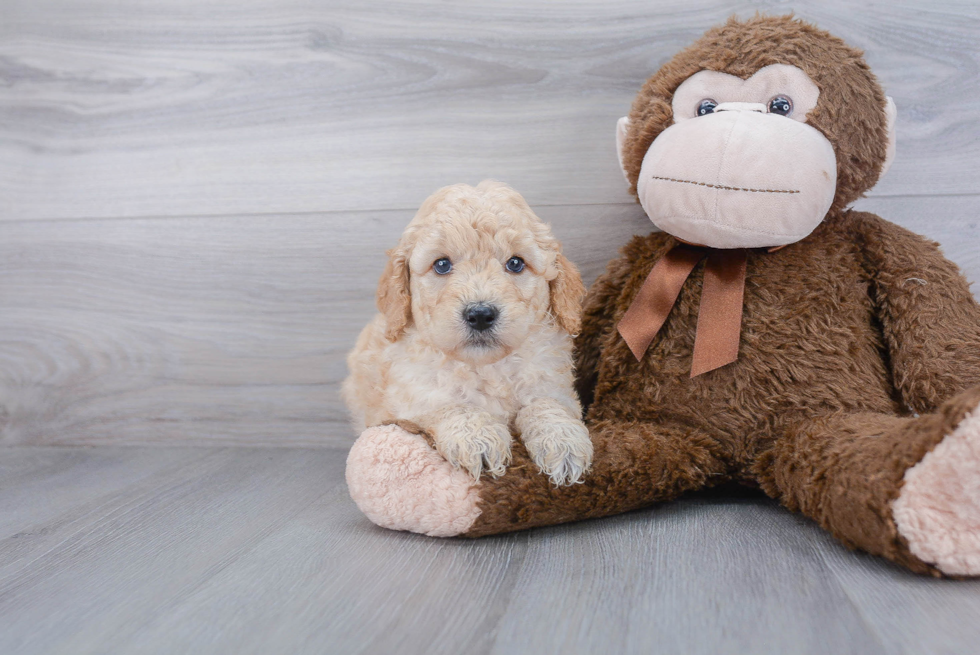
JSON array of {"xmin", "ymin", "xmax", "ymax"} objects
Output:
[{"xmin": 1, "ymin": 0, "xmax": 979, "ymax": 447}]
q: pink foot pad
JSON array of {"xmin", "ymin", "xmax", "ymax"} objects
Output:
[
  {"xmin": 893, "ymin": 406, "xmax": 980, "ymax": 576},
  {"xmin": 345, "ymin": 424, "xmax": 482, "ymax": 537}
]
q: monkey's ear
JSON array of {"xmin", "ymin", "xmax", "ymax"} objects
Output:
[
  {"xmin": 615, "ymin": 116, "xmax": 631, "ymax": 183},
  {"xmin": 879, "ymin": 96, "xmax": 898, "ymax": 179},
  {"xmin": 549, "ymin": 252, "xmax": 586, "ymax": 336},
  {"xmin": 376, "ymin": 245, "xmax": 411, "ymax": 340}
]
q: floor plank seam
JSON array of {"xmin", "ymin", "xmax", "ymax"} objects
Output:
[
  {"xmin": 0, "ymin": 450, "xmax": 231, "ymax": 591},
  {"xmin": 803, "ymin": 533, "xmax": 890, "ymax": 653},
  {"xmin": 92, "ymin": 470, "xmax": 347, "ymax": 651},
  {"xmin": 2, "ymin": 193, "xmax": 976, "ymax": 226}
]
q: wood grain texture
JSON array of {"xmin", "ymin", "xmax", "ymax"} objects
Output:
[
  {"xmin": 3, "ymin": 4, "xmax": 980, "ymax": 653},
  {"xmin": 1, "ymin": 0, "xmax": 978, "ymax": 448},
  {"xmin": 0, "ymin": 447, "xmax": 342, "ymax": 654},
  {"xmin": 1, "ymin": 0, "xmax": 979, "ymax": 221},
  {"xmin": 0, "ymin": 203, "xmax": 650, "ymax": 446},
  {"xmin": 485, "ymin": 498, "xmax": 883, "ymax": 655},
  {"xmin": 815, "ymin": 533, "xmax": 980, "ymax": 655},
  {"xmin": 1, "ymin": 196, "xmax": 976, "ymax": 447},
  {"xmin": 0, "ymin": 447, "xmax": 196, "ymax": 539},
  {"xmin": 2, "ymin": 447, "xmax": 980, "ymax": 654}
]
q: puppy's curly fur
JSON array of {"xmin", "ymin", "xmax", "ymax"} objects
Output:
[{"xmin": 343, "ymin": 180, "xmax": 592, "ymax": 486}]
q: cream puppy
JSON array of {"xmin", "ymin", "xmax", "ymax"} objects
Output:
[{"xmin": 342, "ymin": 180, "xmax": 593, "ymax": 486}]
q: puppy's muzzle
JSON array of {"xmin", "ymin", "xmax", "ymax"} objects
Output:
[{"xmin": 463, "ymin": 303, "xmax": 499, "ymax": 333}]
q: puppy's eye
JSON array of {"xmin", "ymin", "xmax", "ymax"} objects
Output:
[
  {"xmin": 505, "ymin": 256, "xmax": 525, "ymax": 274},
  {"xmin": 768, "ymin": 96, "xmax": 793, "ymax": 116},
  {"xmin": 433, "ymin": 258, "xmax": 453, "ymax": 275},
  {"xmin": 697, "ymin": 99, "xmax": 717, "ymax": 116}
]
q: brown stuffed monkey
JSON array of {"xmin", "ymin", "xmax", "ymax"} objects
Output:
[{"xmin": 345, "ymin": 15, "xmax": 980, "ymax": 577}]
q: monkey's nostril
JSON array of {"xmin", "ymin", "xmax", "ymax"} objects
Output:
[{"xmin": 464, "ymin": 303, "xmax": 498, "ymax": 332}]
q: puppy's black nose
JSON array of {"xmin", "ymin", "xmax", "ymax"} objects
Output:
[{"xmin": 464, "ymin": 303, "xmax": 498, "ymax": 332}]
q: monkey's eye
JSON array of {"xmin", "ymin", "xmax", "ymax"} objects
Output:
[
  {"xmin": 505, "ymin": 256, "xmax": 525, "ymax": 274},
  {"xmin": 768, "ymin": 96, "xmax": 793, "ymax": 116},
  {"xmin": 433, "ymin": 258, "xmax": 453, "ymax": 275},
  {"xmin": 697, "ymin": 99, "xmax": 717, "ymax": 116}
]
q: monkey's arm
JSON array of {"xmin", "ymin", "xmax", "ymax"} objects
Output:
[
  {"xmin": 853, "ymin": 210, "xmax": 980, "ymax": 412},
  {"xmin": 573, "ymin": 254, "xmax": 635, "ymax": 412}
]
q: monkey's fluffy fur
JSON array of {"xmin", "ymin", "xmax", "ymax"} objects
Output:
[
  {"xmin": 345, "ymin": 16, "xmax": 980, "ymax": 576},
  {"xmin": 343, "ymin": 181, "xmax": 592, "ymax": 487}
]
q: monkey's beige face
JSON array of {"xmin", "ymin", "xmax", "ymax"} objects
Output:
[
  {"xmin": 620, "ymin": 64, "xmax": 861, "ymax": 249},
  {"xmin": 406, "ymin": 210, "xmax": 554, "ymax": 364}
]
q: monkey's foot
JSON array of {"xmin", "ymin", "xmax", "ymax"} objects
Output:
[
  {"xmin": 893, "ymin": 404, "xmax": 980, "ymax": 576},
  {"xmin": 346, "ymin": 424, "xmax": 482, "ymax": 537}
]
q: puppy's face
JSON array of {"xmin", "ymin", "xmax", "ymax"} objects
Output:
[
  {"xmin": 408, "ymin": 211, "xmax": 550, "ymax": 364},
  {"xmin": 377, "ymin": 181, "xmax": 584, "ymax": 365}
]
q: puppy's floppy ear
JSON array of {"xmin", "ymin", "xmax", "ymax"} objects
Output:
[
  {"xmin": 549, "ymin": 252, "xmax": 586, "ymax": 335},
  {"xmin": 377, "ymin": 244, "xmax": 411, "ymax": 340}
]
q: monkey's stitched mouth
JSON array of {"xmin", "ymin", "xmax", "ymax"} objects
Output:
[{"xmin": 651, "ymin": 176, "xmax": 800, "ymax": 194}]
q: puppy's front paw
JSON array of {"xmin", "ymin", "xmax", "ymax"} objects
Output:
[
  {"xmin": 434, "ymin": 414, "xmax": 512, "ymax": 481},
  {"xmin": 522, "ymin": 418, "xmax": 593, "ymax": 486}
]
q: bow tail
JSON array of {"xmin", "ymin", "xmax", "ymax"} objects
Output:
[
  {"xmin": 690, "ymin": 248, "xmax": 747, "ymax": 377},
  {"xmin": 617, "ymin": 245, "xmax": 706, "ymax": 361}
]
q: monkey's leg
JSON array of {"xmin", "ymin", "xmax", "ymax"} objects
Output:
[
  {"xmin": 346, "ymin": 418, "xmax": 729, "ymax": 538},
  {"xmin": 756, "ymin": 386, "xmax": 980, "ymax": 576}
]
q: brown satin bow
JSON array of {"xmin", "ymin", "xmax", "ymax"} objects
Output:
[{"xmin": 617, "ymin": 243, "xmax": 748, "ymax": 377}]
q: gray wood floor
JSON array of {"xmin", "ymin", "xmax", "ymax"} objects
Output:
[
  {"xmin": 1, "ymin": 445, "xmax": 979, "ymax": 655},
  {"xmin": 2, "ymin": 1, "xmax": 980, "ymax": 653}
]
